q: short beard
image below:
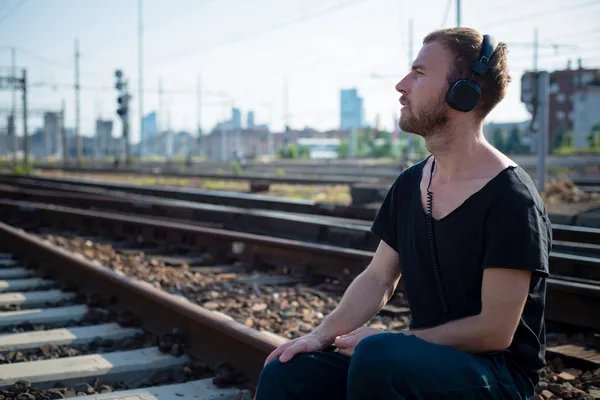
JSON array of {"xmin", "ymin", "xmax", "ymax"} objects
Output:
[{"xmin": 399, "ymin": 93, "xmax": 449, "ymax": 139}]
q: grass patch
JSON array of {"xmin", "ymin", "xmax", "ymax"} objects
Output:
[{"xmin": 132, "ymin": 176, "xmax": 189, "ymax": 186}]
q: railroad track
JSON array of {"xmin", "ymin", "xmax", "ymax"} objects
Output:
[
  {"xmin": 13, "ymin": 164, "xmax": 384, "ymax": 187},
  {"xmin": 0, "ymin": 198, "xmax": 598, "ymax": 334},
  {"xmin": 0, "ymin": 203, "xmax": 599, "ymax": 398},
  {"xmin": 0, "ymin": 221, "xmax": 279, "ymax": 398},
  {"xmin": 2, "ymin": 174, "xmax": 600, "ymax": 228},
  {"xmin": 0, "ymin": 174, "xmax": 377, "ymax": 220},
  {"xmin": 0, "ymin": 183, "xmax": 598, "ymax": 282}
]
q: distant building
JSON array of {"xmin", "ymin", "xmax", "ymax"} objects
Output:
[
  {"xmin": 572, "ymin": 84, "xmax": 600, "ymax": 148},
  {"xmin": 546, "ymin": 61, "xmax": 600, "ymax": 145},
  {"xmin": 247, "ymin": 111, "xmax": 255, "ymax": 128},
  {"xmin": 141, "ymin": 111, "xmax": 158, "ymax": 156},
  {"xmin": 43, "ymin": 112, "xmax": 61, "ymax": 157},
  {"xmin": 95, "ymin": 119, "xmax": 114, "ymax": 158},
  {"xmin": 297, "ymin": 138, "xmax": 340, "ymax": 159},
  {"xmin": 340, "ymin": 88, "xmax": 364, "ymax": 131},
  {"xmin": 173, "ymin": 131, "xmax": 194, "ymax": 156},
  {"xmin": 232, "ymin": 108, "xmax": 242, "ymax": 129}
]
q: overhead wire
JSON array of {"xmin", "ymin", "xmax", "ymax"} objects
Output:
[
  {"xmin": 0, "ymin": 0, "xmax": 27, "ymax": 27},
  {"xmin": 26, "ymin": 80, "xmax": 232, "ymax": 98},
  {"xmin": 80, "ymin": 0, "xmax": 219, "ymax": 59},
  {"xmin": 484, "ymin": 0, "xmax": 599, "ymax": 28},
  {"xmin": 148, "ymin": 0, "xmax": 369, "ymax": 67}
]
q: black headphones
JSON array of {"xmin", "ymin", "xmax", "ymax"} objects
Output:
[{"xmin": 445, "ymin": 34, "xmax": 498, "ymax": 112}]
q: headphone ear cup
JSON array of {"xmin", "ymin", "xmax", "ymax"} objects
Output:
[{"xmin": 446, "ymin": 79, "xmax": 481, "ymax": 112}]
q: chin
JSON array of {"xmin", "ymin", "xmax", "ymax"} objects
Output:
[{"xmin": 399, "ymin": 119, "xmax": 420, "ymax": 136}]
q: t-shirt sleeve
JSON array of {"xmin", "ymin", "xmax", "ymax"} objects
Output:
[
  {"xmin": 370, "ymin": 174, "xmax": 404, "ymax": 253},
  {"xmin": 482, "ymin": 196, "xmax": 551, "ymax": 278}
]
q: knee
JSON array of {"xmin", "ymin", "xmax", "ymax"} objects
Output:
[
  {"xmin": 255, "ymin": 354, "xmax": 316, "ymax": 399},
  {"xmin": 256, "ymin": 358, "xmax": 289, "ymax": 391},
  {"xmin": 350, "ymin": 333, "xmax": 414, "ymax": 378}
]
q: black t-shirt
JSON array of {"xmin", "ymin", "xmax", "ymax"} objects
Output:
[{"xmin": 371, "ymin": 157, "xmax": 552, "ymax": 389}]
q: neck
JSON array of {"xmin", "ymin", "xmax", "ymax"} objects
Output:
[{"xmin": 425, "ymin": 121, "xmax": 489, "ymax": 182}]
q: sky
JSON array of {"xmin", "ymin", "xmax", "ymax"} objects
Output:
[{"xmin": 0, "ymin": 0, "xmax": 599, "ymax": 144}]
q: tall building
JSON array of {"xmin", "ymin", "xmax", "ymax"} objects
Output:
[
  {"xmin": 232, "ymin": 107, "xmax": 242, "ymax": 129},
  {"xmin": 43, "ymin": 112, "xmax": 61, "ymax": 157},
  {"xmin": 141, "ymin": 111, "xmax": 158, "ymax": 156},
  {"xmin": 247, "ymin": 111, "xmax": 255, "ymax": 128},
  {"xmin": 340, "ymin": 88, "xmax": 364, "ymax": 131}
]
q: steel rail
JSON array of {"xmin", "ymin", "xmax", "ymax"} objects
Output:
[{"xmin": 0, "ymin": 199, "xmax": 598, "ymax": 332}]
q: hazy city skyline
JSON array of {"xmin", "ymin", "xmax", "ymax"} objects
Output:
[{"xmin": 1, "ymin": 0, "xmax": 598, "ymax": 144}]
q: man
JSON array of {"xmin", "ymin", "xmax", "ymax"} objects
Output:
[{"xmin": 255, "ymin": 27, "xmax": 551, "ymax": 400}]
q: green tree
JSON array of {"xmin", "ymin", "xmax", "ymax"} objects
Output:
[
  {"xmin": 277, "ymin": 144, "xmax": 299, "ymax": 159},
  {"xmin": 372, "ymin": 138, "xmax": 392, "ymax": 158},
  {"xmin": 492, "ymin": 127, "xmax": 506, "ymax": 152},
  {"xmin": 564, "ymin": 131, "xmax": 574, "ymax": 148},
  {"xmin": 505, "ymin": 126, "xmax": 523, "ymax": 153},
  {"xmin": 590, "ymin": 123, "xmax": 600, "ymax": 149},
  {"xmin": 551, "ymin": 127, "xmax": 566, "ymax": 152},
  {"xmin": 298, "ymin": 145, "xmax": 311, "ymax": 158},
  {"xmin": 338, "ymin": 141, "xmax": 349, "ymax": 158},
  {"xmin": 587, "ymin": 133, "xmax": 596, "ymax": 149}
]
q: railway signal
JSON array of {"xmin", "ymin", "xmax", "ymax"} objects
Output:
[{"xmin": 115, "ymin": 69, "xmax": 132, "ymax": 164}]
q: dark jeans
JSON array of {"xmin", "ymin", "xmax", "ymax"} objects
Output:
[{"xmin": 255, "ymin": 333, "xmax": 534, "ymax": 400}]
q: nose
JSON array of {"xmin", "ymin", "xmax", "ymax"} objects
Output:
[{"xmin": 395, "ymin": 73, "xmax": 410, "ymax": 95}]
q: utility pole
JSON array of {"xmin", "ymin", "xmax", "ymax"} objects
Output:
[
  {"xmin": 521, "ymin": 70, "xmax": 550, "ymax": 193},
  {"xmin": 74, "ymin": 39, "xmax": 82, "ymax": 166},
  {"xmin": 21, "ymin": 69, "xmax": 28, "ymax": 167},
  {"xmin": 158, "ymin": 78, "xmax": 163, "ymax": 157},
  {"xmin": 166, "ymin": 104, "xmax": 172, "ymax": 161},
  {"xmin": 283, "ymin": 76, "xmax": 289, "ymax": 139},
  {"xmin": 196, "ymin": 74, "xmax": 201, "ymax": 136},
  {"xmin": 158, "ymin": 78, "xmax": 163, "ymax": 132},
  {"xmin": 533, "ymin": 29, "xmax": 539, "ymax": 71},
  {"xmin": 10, "ymin": 47, "xmax": 16, "ymax": 165},
  {"xmin": 61, "ymin": 98, "xmax": 68, "ymax": 165},
  {"xmin": 536, "ymin": 71, "xmax": 549, "ymax": 193},
  {"xmin": 138, "ymin": 0, "xmax": 144, "ymax": 160},
  {"xmin": 7, "ymin": 114, "xmax": 14, "ymax": 164},
  {"xmin": 456, "ymin": 0, "xmax": 461, "ymax": 26}
]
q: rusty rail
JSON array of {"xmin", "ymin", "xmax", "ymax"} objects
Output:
[{"xmin": 0, "ymin": 219, "xmax": 284, "ymax": 387}]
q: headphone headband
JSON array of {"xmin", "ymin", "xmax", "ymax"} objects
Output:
[
  {"xmin": 471, "ymin": 34, "xmax": 498, "ymax": 77},
  {"xmin": 445, "ymin": 33, "xmax": 499, "ymax": 112}
]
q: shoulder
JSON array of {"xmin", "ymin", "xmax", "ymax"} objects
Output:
[
  {"xmin": 494, "ymin": 166, "xmax": 547, "ymax": 214},
  {"xmin": 484, "ymin": 149, "xmax": 547, "ymax": 214},
  {"xmin": 486, "ymin": 167, "xmax": 551, "ymax": 237},
  {"xmin": 388, "ymin": 157, "xmax": 428, "ymax": 192}
]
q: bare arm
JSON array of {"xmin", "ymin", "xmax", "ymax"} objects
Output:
[
  {"xmin": 312, "ymin": 240, "xmax": 402, "ymax": 343},
  {"xmin": 408, "ymin": 268, "xmax": 531, "ymax": 353}
]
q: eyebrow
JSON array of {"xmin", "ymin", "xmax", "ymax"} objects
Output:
[{"xmin": 412, "ymin": 64, "xmax": 427, "ymax": 71}]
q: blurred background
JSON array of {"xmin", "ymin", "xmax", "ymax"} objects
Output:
[{"xmin": 0, "ymin": 0, "xmax": 598, "ymax": 169}]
